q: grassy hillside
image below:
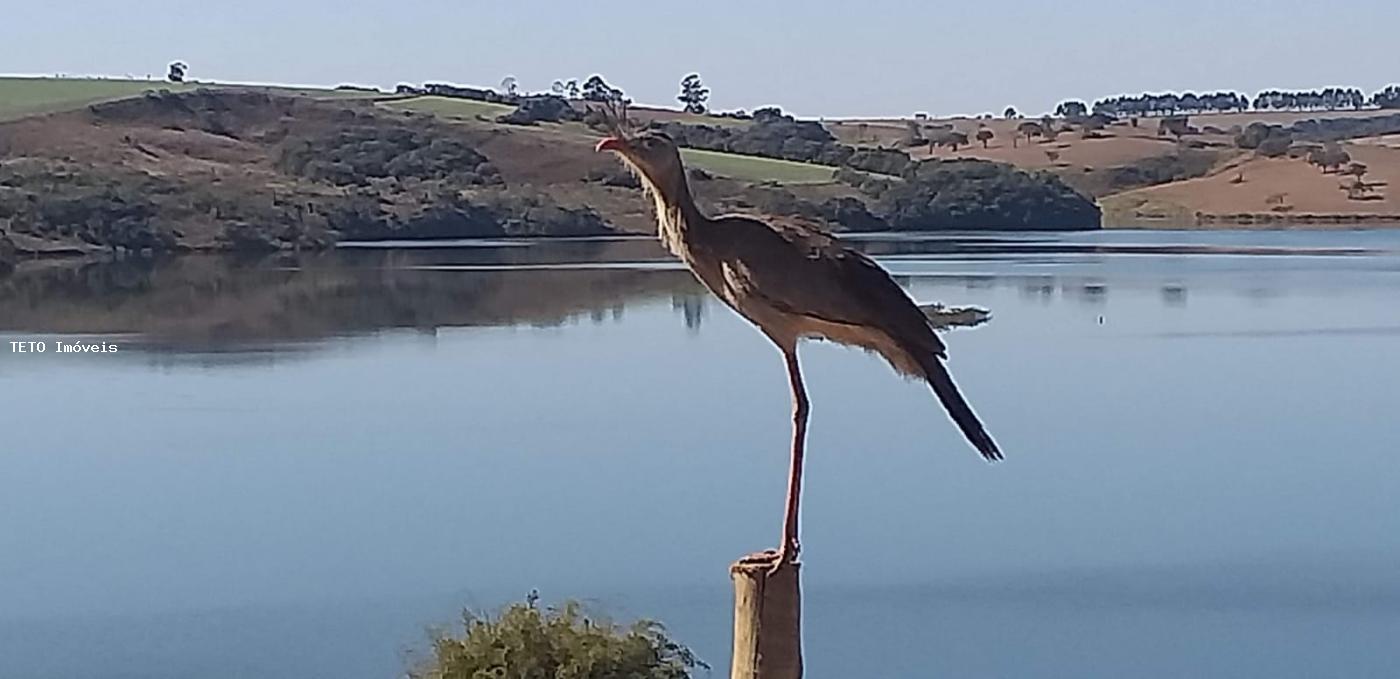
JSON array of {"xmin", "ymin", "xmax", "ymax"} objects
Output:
[
  {"xmin": 680, "ymin": 148, "xmax": 836, "ymax": 184},
  {"xmin": 0, "ymin": 77, "xmax": 385, "ymax": 122},
  {"xmin": 380, "ymin": 95, "xmax": 516, "ymax": 120},
  {"xmin": 0, "ymin": 90, "xmax": 623, "ymax": 256},
  {"xmin": 831, "ymin": 109, "xmax": 1400, "ymax": 226},
  {"xmin": 0, "ymin": 78, "xmax": 196, "ymax": 121},
  {"xmin": 0, "ymin": 88, "xmax": 898, "ymax": 260},
  {"xmin": 378, "ymin": 97, "xmax": 836, "ymax": 186},
  {"xmin": 1101, "ymin": 144, "xmax": 1400, "ymax": 226},
  {"xmin": 0, "ymin": 79, "xmax": 886, "ymax": 189},
  {"xmin": 626, "ymin": 106, "xmax": 752, "ymax": 128}
]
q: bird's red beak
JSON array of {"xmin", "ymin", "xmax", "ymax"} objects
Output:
[{"xmin": 596, "ymin": 137, "xmax": 626, "ymax": 153}]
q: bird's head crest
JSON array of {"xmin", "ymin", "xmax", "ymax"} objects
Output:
[{"xmin": 596, "ymin": 99, "xmax": 633, "ymax": 140}]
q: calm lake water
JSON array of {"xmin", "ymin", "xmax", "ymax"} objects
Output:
[{"xmin": 3, "ymin": 230, "xmax": 1400, "ymax": 679}]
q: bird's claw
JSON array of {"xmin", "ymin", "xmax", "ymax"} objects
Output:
[{"xmin": 762, "ymin": 539, "xmax": 801, "ymax": 576}]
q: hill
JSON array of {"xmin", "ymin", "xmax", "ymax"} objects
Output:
[
  {"xmin": 830, "ymin": 109, "xmax": 1400, "ymax": 226},
  {"xmin": 0, "ymin": 76, "xmax": 386, "ymax": 122},
  {"xmin": 5, "ymin": 75, "xmax": 1400, "ymax": 254},
  {"xmin": 1102, "ymin": 146, "xmax": 1400, "ymax": 227},
  {"xmin": 0, "ymin": 81, "xmax": 1100, "ymax": 266}
]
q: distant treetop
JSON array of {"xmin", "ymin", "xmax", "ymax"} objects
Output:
[
  {"xmin": 582, "ymin": 75, "xmax": 626, "ymax": 104},
  {"xmin": 167, "ymin": 61, "xmax": 187, "ymax": 83},
  {"xmin": 1087, "ymin": 87, "xmax": 1390, "ymax": 118},
  {"xmin": 678, "ymin": 73, "xmax": 710, "ymax": 114}
]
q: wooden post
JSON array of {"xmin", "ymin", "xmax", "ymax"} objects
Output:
[{"xmin": 730, "ymin": 554, "xmax": 802, "ymax": 679}]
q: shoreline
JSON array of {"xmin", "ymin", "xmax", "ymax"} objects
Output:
[
  {"xmin": 1107, "ymin": 217, "xmax": 1400, "ymax": 230},
  {"xmin": 8, "ymin": 225, "xmax": 1400, "ymax": 277}
]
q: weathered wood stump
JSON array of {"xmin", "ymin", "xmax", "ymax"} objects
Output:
[{"xmin": 730, "ymin": 552, "xmax": 802, "ymax": 679}]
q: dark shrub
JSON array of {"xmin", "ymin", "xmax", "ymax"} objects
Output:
[
  {"xmin": 1256, "ymin": 136, "xmax": 1293, "ymax": 158},
  {"xmin": 1235, "ymin": 122, "xmax": 1284, "ymax": 149},
  {"xmin": 1073, "ymin": 150, "xmax": 1222, "ymax": 195},
  {"xmin": 653, "ymin": 107, "xmax": 852, "ymax": 166},
  {"xmin": 844, "ymin": 148, "xmax": 911, "ymax": 176},
  {"xmin": 411, "ymin": 598, "xmax": 704, "ymax": 679},
  {"xmin": 279, "ymin": 126, "xmax": 498, "ymax": 185},
  {"xmin": 877, "ymin": 159, "xmax": 1100, "ymax": 230},
  {"xmin": 497, "ymin": 95, "xmax": 582, "ymax": 126},
  {"xmin": 1289, "ymin": 113, "xmax": 1400, "ymax": 143}
]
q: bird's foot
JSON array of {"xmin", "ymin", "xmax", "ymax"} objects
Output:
[{"xmin": 744, "ymin": 539, "xmax": 800, "ymax": 576}]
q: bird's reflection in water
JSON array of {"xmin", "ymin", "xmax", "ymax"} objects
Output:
[
  {"xmin": 587, "ymin": 304, "xmax": 630, "ymax": 325},
  {"xmin": 671, "ymin": 293, "xmax": 707, "ymax": 332},
  {"xmin": 1020, "ymin": 278, "xmax": 1056, "ymax": 304},
  {"xmin": 1161, "ymin": 284, "xmax": 1188, "ymax": 307},
  {"xmin": 1074, "ymin": 281, "xmax": 1109, "ymax": 306}
]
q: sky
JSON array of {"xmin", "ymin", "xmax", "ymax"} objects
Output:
[{"xmin": 5, "ymin": 0, "xmax": 1398, "ymax": 118}]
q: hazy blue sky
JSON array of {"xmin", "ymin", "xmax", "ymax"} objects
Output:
[{"xmin": 5, "ymin": 0, "xmax": 1397, "ymax": 117}]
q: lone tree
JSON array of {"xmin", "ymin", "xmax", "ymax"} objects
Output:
[
  {"xmin": 1344, "ymin": 176, "xmax": 1375, "ymax": 201},
  {"xmin": 1055, "ymin": 100, "xmax": 1088, "ymax": 119},
  {"xmin": 1343, "ymin": 162, "xmax": 1369, "ymax": 182},
  {"xmin": 167, "ymin": 61, "xmax": 187, "ymax": 83},
  {"xmin": 1308, "ymin": 144, "xmax": 1351, "ymax": 173},
  {"xmin": 976, "ymin": 127, "xmax": 995, "ymax": 148},
  {"xmin": 583, "ymin": 74, "xmax": 625, "ymax": 103},
  {"xmin": 1016, "ymin": 120, "xmax": 1045, "ymax": 142},
  {"xmin": 500, "ymin": 76, "xmax": 519, "ymax": 97},
  {"xmin": 565, "ymin": 79, "xmax": 580, "ymax": 99},
  {"xmin": 1003, "ymin": 106, "xmax": 1019, "ymax": 119},
  {"xmin": 678, "ymin": 73, "xmax": 710, "ymax": 114}
]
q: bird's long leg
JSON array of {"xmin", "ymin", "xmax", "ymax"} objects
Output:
[{"xmin": 776, "ymin": 346, "xmax": 809, "ymax": 568}]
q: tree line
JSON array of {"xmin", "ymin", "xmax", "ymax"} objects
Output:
[
  {"xmin": 1082, "ymin": 86, "xmax": 1399, "ymax": 118},
  {"xmin": 551, "ymin": 73, "xmax": 711, "ymax": 113},
  {"xmin": 549, "ymin": 75, "xmax": 630, "ymax": 104},
  {"xmin": 419, "ymin": 72, "xmax": 713, "ymax": 114}
]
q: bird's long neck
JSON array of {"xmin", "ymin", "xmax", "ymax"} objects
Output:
[{"xmin": 648, "ymin": 172, "xmax": 706, "ymax": 256}]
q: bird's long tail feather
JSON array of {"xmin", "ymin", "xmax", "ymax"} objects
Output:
[{"xmin": 917, "ymin": 353, "xmax": 1003, "ymax": 461}]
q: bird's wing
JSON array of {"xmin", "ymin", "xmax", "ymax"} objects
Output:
[
  {"xmin": 697, "ymin": 214, "xmax": 945, "ymax": 356},
  {"xmin": 698, "ymin": 214, "xmax": 1002, "ymax": 461}
]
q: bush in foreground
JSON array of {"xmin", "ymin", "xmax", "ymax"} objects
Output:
[{"xmin": 412, "ymin": 597, "xmax": 705, "ymax": 679}]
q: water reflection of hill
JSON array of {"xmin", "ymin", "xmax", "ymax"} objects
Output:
[
  {"xmin": 6, "ymin": 232, "xmax": 1396, "ymax": 355},
  {"xmin": 0, "ymin": 241, "xmax": 704, "ymax": 351}
]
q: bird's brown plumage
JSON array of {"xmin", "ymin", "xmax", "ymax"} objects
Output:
[
  {"xmin": 598, "ymin": 129, "xmax": 1001, "ymax": 563},
  {"xmin": 686, "ymin": 213, "xmax": 1002, "ymax": 462},
  {"xmin": 600, "ymin": 130, "xmax": 1000, "ymax": 461}
]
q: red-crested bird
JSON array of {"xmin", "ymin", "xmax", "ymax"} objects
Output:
[{"xmin": 598, "ymin": 131, "xmax": 1001, "ymax": 567}]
